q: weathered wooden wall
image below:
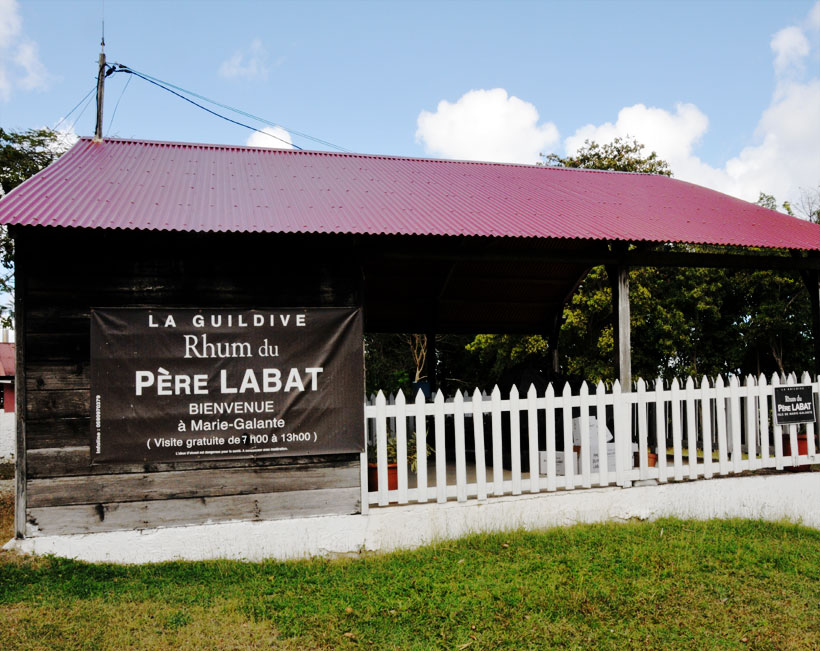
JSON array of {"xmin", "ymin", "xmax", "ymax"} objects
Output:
[{"xmin": 17, "ymin": 227, "xmax": 363, "ymax": 537}]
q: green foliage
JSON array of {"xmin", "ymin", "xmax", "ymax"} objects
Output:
[
  {"xmin": 542, "ymin": 136, "xmax": 672, "ymax": 176},
  {"xmin": 2, "ymin": 518, "xmax": 819, "ymax": 649},
  {"xmin": 365, "ymin": 430, "xmax": 433, "ymax": 471},
  {"xmin": 0, "ymin": 127, "xmax": 71, "ymax": 194},
  {"xmin": 364, "ymin": 333, "xmax": 415, "ymax": 395}
]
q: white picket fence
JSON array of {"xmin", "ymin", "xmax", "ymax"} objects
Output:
[{"xmin": 360, "ymin": 372, "xmax": 819, "ymax": 511}]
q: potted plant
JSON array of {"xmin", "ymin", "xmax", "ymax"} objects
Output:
[{"xmin": 367, "ymin": 431, "xmax": 432, "ymax": 491}]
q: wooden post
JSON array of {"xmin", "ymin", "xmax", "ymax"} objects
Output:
[
  {"xmin": 607, "ymin": 264, "xmax": 632, "ymax": 392},
  {"xmin": 13, "ymin": 229, "xmax": 26, "ymax": 538},
  {"xmin": 547, "ymin": 314, "xmax": 561, "ymax": 377},
  {"xmin": 93, "ymin": 45, "xmax": 106, "ymax": 142}
]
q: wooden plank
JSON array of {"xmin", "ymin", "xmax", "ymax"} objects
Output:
[
  {"xmin": 685, "ymin": 377, "xmax": 698, "ymax": 479},
  {"xmin": 526, "ymin": 384, "xmax": 540, "ymax": 494},
  {"xmin": 700, "ymin": 377, "xmax": 713, "ymax": 479},
  {"xmin": 454, "ymin": 391, "xmax": 467, "ymax": 502},
  {"xmin": 27, "ymin": 446, "xmax": 359, "ymax": 479},
  {"xmin": 26, "ymin": 486, "xmax": 361, "ymax": 536},
  {"xmin": 28, "ymin": 462, "xmax": 359, "ymax": 508},
  {"xmin": 375, "ymin": 392, "xmax": 388, "ymax": 507},
  {"xmin": 594, "ymin": 382, "xmax": 608, "ymax": 487},
  {"xmin": 24, "ymin": 417, "xmax": 88, "ymax": 450},
  {"xmin": 395, "ymin": 390, "xmax": 408, "ymax": 504},
  {"xmin": 715, "ymin": 376, "xmax": 730, "ymax": 475},
  {"xmin": 509, "ymin": 386, "xmax": 521, "ymax": 495},
  {"xmin": 472, "ymin": 388, "xmax": 487, "ymax": 501},
  {"xmin": 671, "ymin": 379, "xmax": 683, "ymax": 481},
  {"xmin": 26, "ymin": 362, "xmax": 89, "ymax": 391},
  {"xmin": 434, "ymin": 390, "xmax": 447, "ymax": 504},
  {"xmin": 744, "ymin": 376, "xmax": 758, "ymax": 470},
  {"xmin": 654, "ymin": 379, "xmax": 668, "ymax": 483},
  {"xmin": 545, "ymin": 383, "xmax": 557, "ymax": 492},
  {"xmin": 26, "ymin": 333, "xmax": 89, "ymax": 363},
  {"xmin": 413, "ymin": 390, "xmax": 428, "ymax": 503},
  {"xmin": 578, "ymin": 382, "xmax": 591, "ymax": 489},
  {"xmin": 490, "ymin": 386, "xmax": 503, "ymax": 496},
  {"xmin": 28, "ymin": 389, "xmax": 88, "ymax": 419},
  {"xmin": 636, "ymin": 379, "xmax": 648, "ymax": 481}
]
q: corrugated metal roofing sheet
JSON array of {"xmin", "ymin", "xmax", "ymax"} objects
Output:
[
  {"xmin": 0, "ymin": 343, "xmax": 14, "ymax": 377},
  {"xmin": 1, "ymin": 136, "xmax": 819, "ymax": 250}
]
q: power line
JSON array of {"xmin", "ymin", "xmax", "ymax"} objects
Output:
[
  {"xmin": 68, "ymin": 90, "xmax": 97, "ymax": 134},
  {"xmin": 117, "ymin": 65, "xmax": 350, "ymax": 152},
  {"xmin": 110, "ymin": 64, "xmax": 303, "ymax": 150},
  {"xmin": 106, "ymin": 74, "xmax": 132, "ymax": 137},
  {"xmin": 53, "ymin": 86, "xmax": 96, "ymax": 131},
  {"xmin": 109, "ymin": 63, "xmax": 351, "ymax": 153}
]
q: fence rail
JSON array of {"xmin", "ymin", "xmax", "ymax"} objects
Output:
[{"xmin": 361, "ymin": 373, "xmax": 819, "ymax": 511}]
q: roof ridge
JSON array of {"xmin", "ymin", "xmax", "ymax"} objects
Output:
[{"xmin": 75, "ymin": 136, "xmax": 660, "ymax": 176}]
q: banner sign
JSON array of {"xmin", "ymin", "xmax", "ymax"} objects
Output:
[
  {"xmin": 90, "ymin": 307, "xmax": 364, "ymax": 463},
  {"xmin": 773, "ymin": 384, "xmax": 816, "ymax": 426}
]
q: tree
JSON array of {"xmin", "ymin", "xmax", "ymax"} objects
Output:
[
  {"xmin": 541, "ymin": 136, "xmax": 672, "ymax": 176},
  {"xmin": 0, "ymin": 127, "xmax": 72, "ymax": 326}
]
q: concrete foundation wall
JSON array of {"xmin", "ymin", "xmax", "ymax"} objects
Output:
[{"xmin": 5, "ymin": 473, "xmax": 819, "ymax": 564}]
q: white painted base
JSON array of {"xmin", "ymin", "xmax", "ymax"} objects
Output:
[
  {"xmin": 0, "ymin": 412, "xmax": 15, "ymax": 462},
  {"xmin": 5, "ymin": 473, "xmax": 819, "ymax": 564}
]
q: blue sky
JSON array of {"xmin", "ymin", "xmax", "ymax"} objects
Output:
[{"xmin": 1, "ymin": 0, "xmax": 819, "ymax": 205}]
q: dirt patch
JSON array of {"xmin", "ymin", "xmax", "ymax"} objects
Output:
[
  {"xmin": 0, "ymin": 462, "xmax": 13, "ymax": 480},
  {"xmin": 0, "ymin": 489, "xmax": 13, "ymax": 541}
]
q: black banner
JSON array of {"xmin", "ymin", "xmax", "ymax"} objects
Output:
[
  {"xmin": 773, "ymin": 385, "xmax": 816, "ymax": 426},
  {"xmin": 90, "ymin": 307, "xmax": 364, "ymax": 462}
]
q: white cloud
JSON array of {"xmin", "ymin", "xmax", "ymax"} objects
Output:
[
  {"xmin": 246, "ymin": 126, "xmax": 293, "ymax": 150},
  {"xmin": 415, "ymin": 88, "xmax": 560, "ymax": 164},
  {"xmin": 771, "ymin": 26, "xmax": 810, "ymax": 74},
  {"xmin": 219, "ymin": 39, "xmax": 269, "ymax": 80},
  {"xmin": 808, "ymin": 1, "xmax": 820, "ymax": 31},
  {"xmin": 0, "ymin": 0, "xmax": 49, "ymax": 101},
  {"xmin": 560, "ymin": 2, "xmax": 820, "ymax": 204},
  {"xmin": 14, "ymin": 41, "xmax": 48, "ymax": 90},
  {"xmin": 0, "ymin": 0, "xmax": 21, "ymax": 45}
]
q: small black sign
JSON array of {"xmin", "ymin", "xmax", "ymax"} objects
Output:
[{"xmin": 773, "ymin": 385, "xmax": 816, "ymax": 425}]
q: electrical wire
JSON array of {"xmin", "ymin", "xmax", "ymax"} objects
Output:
[
  {"xmin": 106, "ymin": 74, "xmax": 132, "ymax": 137},
  {"xmin": 110, "ymin": 63, "xmax": 350, "ymax": 152},
  {"xmin": 52, "ymin": 86, "xmax": 96, "ymax": 131},
  {"xmin": 67, "ymin": 90, "xmax": 97, "ymax": 134},
  {"xmin": 116, "ymin": 65, "xmax": 349, "ymax": 151},
  {"xmin": 111, "ymin": 64, "xmax": 302, "ymax": 150}
]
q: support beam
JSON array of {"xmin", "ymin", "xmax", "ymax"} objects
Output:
[
  {"xmin": 382, "ymin": 249, "xmax": 820, "ymax": 271},
  {"xmin": 14, "ymin": 229, "xmax": 26, "ymax": 538},
  {"xmin": 607, "ymin": 264, "xmax": 632, "ymax": 391},
  {"xmin": 547, "ymin": 314, "xmax": 562, "ymax": 378}
]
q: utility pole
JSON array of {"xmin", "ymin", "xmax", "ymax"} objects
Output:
[{"xmin": 93, "ymin": 37, "xmax": 106, "ymax": 142}]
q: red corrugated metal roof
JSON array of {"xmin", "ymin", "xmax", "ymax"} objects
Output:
[
  {"xmin": 1, "ymin": 136, "xmax": 819, "ymax": 250},
  {"xmin": 0, "ymin": 343, "xmax": 14, "ymax": 377}
]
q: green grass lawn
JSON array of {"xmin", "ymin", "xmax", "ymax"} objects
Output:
[{"xmin": 1, "ymin": 492, "xmax": 819, "ymax": 649}]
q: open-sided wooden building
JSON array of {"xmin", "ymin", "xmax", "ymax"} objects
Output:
[{"xmin": 2, "ymin": 137, "xmax": 820, "ymax": 543}]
